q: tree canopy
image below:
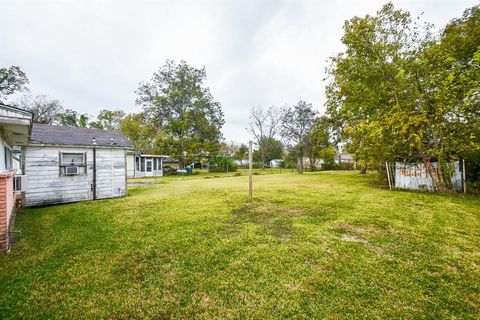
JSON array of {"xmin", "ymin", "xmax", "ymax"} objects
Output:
[
  {"xmin": 0, "ymin": 65, "xmax": 29, "ymax": 102},
  {"xmin": 135, "ymin": 60, "xmax": 224, "ymax": 164},
  {"xmin": 326, "ymin": 3, "xmax": 480, "ymax": 190}
]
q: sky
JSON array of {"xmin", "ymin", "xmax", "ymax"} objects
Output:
[{"xmin": 1, "ymin": 0, "xmax": 478, "ymax": 143}]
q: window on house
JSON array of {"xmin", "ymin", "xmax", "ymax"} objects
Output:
[
  {"xmin": 4, "ymin": 147, "xmax": 12, "ymax": 171},
  {"xmin": 153, "ymin": 158, "xmax": 157, "ymax": 171},
  {"xmin": 60, "ymin": 152, "xmax": 86, "ymax": 175},
  {"xmin": 135, "ymin": 156, "xmax": 140, "ymax": 171},
  {"xmin": 140, "ymin": 157, "xmax": 145, "ymax": 171}
]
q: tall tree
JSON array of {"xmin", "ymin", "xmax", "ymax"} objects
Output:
[
  {"xmin": 326, "ymin": 3, "xmax": 480, "ymax": 190},
  {"xmin": 280, "ymin": 101, "xmax": 317, "ymax": 173},
  {"xmin": 253, "ymin": 137, "xmax": 284, "ymax": 163},
  {"xmin": 234, "ymin": 144, "xmax": 249, "ymax": 161},
  {"xmin": 90, "ymin": 109, "xmax": 125, "ymax": 131},
  {"xmin": 305, "ymin": 116, "xmax": 332, "ymax": 171},
  {"xmin": 120, "ymin": 113, "xmax": 165, "ymax": 153},
  {"xmin": 136, "ymin": 60, "xmax": 224, "ymax": 166},
  {"xmin": 56, "ymin": 109, "xmax": 89, "ymax": 127},
  {"xmin": 247, "ymin": 106, "xmax": 281, "ymax": 169},
  {"xmin": 16, "ymin": 94, "xmax": 64, "ymax": 124},
  {"xmin": 0, "ymin": 66, "xmax": 29, "ymax": 103}
]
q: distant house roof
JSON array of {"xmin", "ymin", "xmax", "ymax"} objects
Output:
[{"xmin": 30, "ymin": 124, "xmax": 132, "ymax": 148}]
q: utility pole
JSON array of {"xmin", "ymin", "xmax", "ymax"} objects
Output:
[{"xmin": 249, "ymin": 140, "xmax": 253, "ymax": 202}]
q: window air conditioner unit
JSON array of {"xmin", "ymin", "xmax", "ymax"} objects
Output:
[{"xmin": 65, "ymin": 166, "xmax": 80, "ymax": 175}]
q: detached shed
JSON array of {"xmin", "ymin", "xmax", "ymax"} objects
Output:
[{"xmin": 23, "ymin": 124, "xmax": 132, "ymax": 207}]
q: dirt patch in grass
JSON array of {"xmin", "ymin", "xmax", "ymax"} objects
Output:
[
  {"xmin": 336, "ymin": 224, "xmax": 387, "ymax": 254},
  {"xmin": 229, "ymin": 204, "xmax": 306, "ymax": 238}
]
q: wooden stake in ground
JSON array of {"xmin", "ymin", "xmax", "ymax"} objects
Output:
[
  {"xmin": 249, "ymin": 140, "xmax": 253, "ymax": 202},
  {"xmin": 385, "ymin": 162, "xmax": 392, "ymax": 191}
]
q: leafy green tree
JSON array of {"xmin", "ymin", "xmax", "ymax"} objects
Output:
[
  {"xmin": 305, "ymin": 116, "xmax": 332, "ymax": 171},
  {"xmin": 208, "ymin": 155, "xmax": 237, "ymax": 172},
  {"xmin": 90, "ymin": 109, "xmax": 125, "ymax": 130},
  {"xmin": 253, "ymin": 137, "xmax": 284, "ymax": 163},
  {"xmin": 120, "ymin": 113, "xmax": 166, "ymax": 154},
  {"xmin": 234, "ymin": 144, "xmax": 248, "ymax": 161},
  {"xmin": 136, "ymin": 60, "xmax": 224, "ymax": 166},
  {"xmin": 56, "ymin": 109, "xmax": 89, "ymax": 127},
  {"xmin": 16, "ymin": 94, "xmax": 64, "ymax": 124},
  {"xmin": 280, "ymin": 101, "xmax": 317, "ymax": 173},
  {"xmin": 0, "ymin": 66, "xmax": 29, "ymax": 102},
  {"xmin": 326, "ymin": 3, "xmax": 480, "ymax": 191}
]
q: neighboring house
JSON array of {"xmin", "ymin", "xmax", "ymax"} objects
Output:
[
  {"xmin": 163, "ymin": 157, "xmax": 180, "ymax": 170},
  {"xmin": 269, "ymin": 159, "xmax": 283, "ymax": 168},
  {"xmin": 335, "ymin": 153, "xmax": 354, "ymax": 164},
  {"xmin": 233, "ymin": 159, "xmax": 248, "ymax": 167},
  {"xmin": 127, "ymin": 152, "xmax": 166, "ymax": 178},
  {"xmin": 301, "ymin": 157, "xmax": 323, "ymax": 169},
  {"xmin": 0, "ymin": 104, "xmax": 33, "ymax": 252},
  {"xmin": 23, "ymin": 124, "xmax": 132, "ymax": 207}
]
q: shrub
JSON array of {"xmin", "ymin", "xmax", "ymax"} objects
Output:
[{"xmin": 209, "ymin": 156, "xmax": 238, "ymax": 172}]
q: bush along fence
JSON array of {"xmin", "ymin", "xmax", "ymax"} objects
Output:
[{"xmin": 369, "ymin": 159, "xmax": 467, "ymax": 193}]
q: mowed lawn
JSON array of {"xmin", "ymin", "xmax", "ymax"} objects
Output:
[{"xmin": 1, "ymin": 172, "xmax": 479, "ymax": 319}]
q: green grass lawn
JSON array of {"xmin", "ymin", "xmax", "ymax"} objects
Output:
[
  {"xmin": 128, "ymin": 167, "xmax": 294, "ymax": 184},
  {"xmin": 1, "ymin": 171, "xmax": 479, "ymax": 319}
]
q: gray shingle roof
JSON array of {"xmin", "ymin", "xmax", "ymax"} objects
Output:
[{"xmin": 31, "ymin": 124, "xmax": 132, "ymax": 148}]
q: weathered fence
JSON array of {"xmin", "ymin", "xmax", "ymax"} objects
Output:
[{"xmin": 369, "ymin": 160, "xmax": 466, "ymax": 193}]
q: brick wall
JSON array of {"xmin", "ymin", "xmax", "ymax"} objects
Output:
[{"xmin": 0, "ymin": 172, "xmax": 15, "ymax": 252}]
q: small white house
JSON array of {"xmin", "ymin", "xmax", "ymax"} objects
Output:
[
  {"xmin": 127, "ymin": 152, "xmax": 167, "ymax": 178},
  {"xmin": 23, "ymin": 124, "xmax": 132, "ymax": 207},
  {"xmin": 269, "ymin": 159, "xmax": 283, "ymax": 168}
]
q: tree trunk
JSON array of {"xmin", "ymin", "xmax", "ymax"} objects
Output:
[
  {"xmin": 309, "ymin": 156, "xmax": 316, "ymax": 171},
  {"xmin": 261, "ymin": 147, "xmax": 265, "ymax": 170},
  {"xmin": 297, "ymin": 155, "xmax": 304, "ymax": 174}
]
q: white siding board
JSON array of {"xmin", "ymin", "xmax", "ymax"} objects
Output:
[{"xmin": 24, "ymin": 146, "xmax": 127, "ymax": 207}]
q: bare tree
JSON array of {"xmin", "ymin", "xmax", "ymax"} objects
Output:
[
  {"xmin": 16, "ymin": 94, "xmax": 64, "ymax": 124},
  {"xmin": 280, "ymin": 101, "xmax": 317, "ymax": 173},
  {"xmin": 247, "ymin": 106, "xmax": 281, "ymax": 169}
]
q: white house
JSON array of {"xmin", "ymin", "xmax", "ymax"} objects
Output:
[
  {"xmin": 23, "ymin": 124, "xmax": 132, "ymax": 207},
  {"xmin": 269, "ymin": 159, "xmax": 283, "ymax": 168},
  {"xmin": 0, "ymin": 104, "xmax": 33, "ymax": 252},
  {"xmin": 127, "ymin": 152, "xmax": 167, "ymax": 178}
]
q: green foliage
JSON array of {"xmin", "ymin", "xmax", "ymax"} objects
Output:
[
  {"xmin": 234, "ymin": 144, "xmax": 248, "ymax": 160},
  {"xmin": 120, "ymin": 113, "xmax": 166, "ymax": 154},
  {"xmin": 305, "ymin": 116, "xmax": 333, "ymax": 170},
  {"xmin": 56, "ymin": 109, "xmax": 89, "ymax": 127},
  {"xmin": 253, "ymin": 137, "xmax": 284, "ymax": 163},
  {"xmin": 466, "ymin": 149, "xmax": 480, "ymax": 195},
  {"xmin": 136, "ymin": 60, "xmax": 224, "ymax": 164},
  {"xmin": 0, "ymin": 65, "xmax": 29, "ymax": 102},
  {"xmin": 326, "ymin": 3, "xmax": 480, "ymax": 190},
  {"xmin": 90, "ymin": 109, "xmax": 125, "ymax": 131},
  {"xmin": 319, "ymin": 145, "xmax": 337, "ymax": 169},
  {"xmin": 208, "ymin": 155, "xmax": 237, "ymax": 172}
]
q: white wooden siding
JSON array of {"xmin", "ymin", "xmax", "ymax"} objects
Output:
[{"xmin": 24, "ymin": 146, "xmax": 127, "ymax": 207}]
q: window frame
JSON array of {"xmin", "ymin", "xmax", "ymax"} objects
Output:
[{"xmin": 59, "ymin": 151, "xmax": 87, "ymax": 176}]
